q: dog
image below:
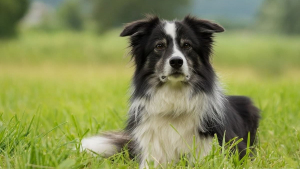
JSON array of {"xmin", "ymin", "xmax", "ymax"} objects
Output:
[{"xmin": 81, "ymin": 15, "xmax": 260, "ymax": 168}]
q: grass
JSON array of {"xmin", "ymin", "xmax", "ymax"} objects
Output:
[{"xmin": 0, "ymin": 30, "xmax": 300, "ymax": 168}]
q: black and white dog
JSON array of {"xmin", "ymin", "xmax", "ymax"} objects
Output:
[{"xmin": 81, "ymin": 15, "xmax": 260, "ymax": 168}]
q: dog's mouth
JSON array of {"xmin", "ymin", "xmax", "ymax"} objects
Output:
[
  {"xmin": 170, "ymin": 72, "xmax": 183, "ymax": 77},
  {"xmin": 159, "ymin": 71, "xmax": 190, "ymax": 82}
]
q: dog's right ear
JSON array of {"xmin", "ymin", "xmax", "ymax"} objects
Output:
[{"xmin": 120, "ymin": 15, "xmax": 160, "ymax": 37}]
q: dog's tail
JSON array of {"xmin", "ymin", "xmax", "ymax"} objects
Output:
[{"xmin": 81, "ymin": 132, "xmax": 131, "ymax": 157}]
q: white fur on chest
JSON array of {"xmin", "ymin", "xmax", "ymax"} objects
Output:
[
  {"xmin": 130, "ymin": 84, "xmax": 214, "ymax": 167},
  {"xmin": 134, "ymin": 114, "xmax": 213, "ymax": 166}
]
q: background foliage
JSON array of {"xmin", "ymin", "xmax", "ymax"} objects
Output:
[
  {"xmin": 0, "ymin": 0, "xmax": 29, "ymax": 37},
  {"xmin": 91, "ymin": 0, "xmax": 189, "ymax": 32},
  {"xmin": 58, "ymin": 0, "xmax": 83, "ymax": 31},
  {"xmin": 258, "ymin": 0, "xmax": 300, "ymax": 35}
]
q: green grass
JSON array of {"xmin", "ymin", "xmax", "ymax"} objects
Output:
[{"xmin": 0, "ymin": 31, "xmax": 300, "ymax": 168}]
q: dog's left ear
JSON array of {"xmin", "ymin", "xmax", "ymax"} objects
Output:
[
  {"xmin": 183, "ymin": 15, "xmax": 224, "ymax": 33},
  {"xmin": 120, "ymin": 15, "xmax": 160, "ymax": 37}
]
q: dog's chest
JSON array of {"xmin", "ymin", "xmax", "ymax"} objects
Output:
[
  {"xmin": 133, "ymin": 114, "xmax": 213, "ymax": 164},
  {"xmin": 143, "ymin": 85, "xmax": 204, "ymax": 116},
  {"xmin": 132, "ymin": 85, "xmax": 212, "ymax": 163}
]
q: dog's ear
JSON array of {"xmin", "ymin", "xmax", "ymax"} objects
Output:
[
  {"xmin": 183, "ymin": 15, "xmax": 224, "ymax": 33},
  {"xmin": 120, "ymin": 15, "xmax": 160, "ymax": 37}
]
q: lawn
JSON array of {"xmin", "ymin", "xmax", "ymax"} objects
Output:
[{"xmin": 0, "ymin": 31, "xmax": 299, "ymax": 168}]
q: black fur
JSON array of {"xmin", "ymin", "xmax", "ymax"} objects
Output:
[{"xmin": 201, "ymin": 96, "xmax": 260, "ymax": 158}]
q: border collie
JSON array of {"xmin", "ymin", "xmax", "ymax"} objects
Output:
[{"xmin": 81, "ymin": 15, "xmax": 260, "ymax": 168}]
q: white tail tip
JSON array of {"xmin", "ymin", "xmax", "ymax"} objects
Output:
[{"xmin": 81, "ymin": 136, "xmax": 118, "ymax": 157}]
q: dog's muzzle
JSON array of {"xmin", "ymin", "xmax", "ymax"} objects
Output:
[
  {"xmin": 159, "ymin": 71, "xmax": 190, "ymax": 83},
  {"xmin": 159, "ymin": 56, "xmax": 190, "ymax": 82}
]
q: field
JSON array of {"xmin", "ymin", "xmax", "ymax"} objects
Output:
[{"xmin": 0, "ymin": 30, "xmax": 300, "ymax": 168}]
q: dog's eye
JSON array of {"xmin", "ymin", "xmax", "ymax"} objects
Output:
[
  {"xmin": 182, "ymin": 43, "xmax": 192, "ymax": 50},
  {"xmin": 155, "ymin": 44, "xmax": 166, "ymax": 50}
]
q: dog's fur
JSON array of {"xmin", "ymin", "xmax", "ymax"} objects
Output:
[{"xmin": 81, "ymin": 15, "xmax": 260, "ymax": 168}]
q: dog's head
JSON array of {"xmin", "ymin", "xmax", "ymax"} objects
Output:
[{"xmin": 121, "ymin": 15, "xmax": 224, "ymax": 96}]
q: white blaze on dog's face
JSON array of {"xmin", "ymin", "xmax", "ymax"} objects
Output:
[{"xmin": 160, "ymin": 21, "xmax": 190, "ymax": 83}]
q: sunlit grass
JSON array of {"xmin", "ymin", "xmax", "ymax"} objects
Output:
[
  {"xmin": 0, "ymin": 63, "xmax": 299, "ymax": 168},
  {"xmin": 0, "ymin": 30, "xmax": 129, "ymax": 64},
  {"xmin": 215, "ymin": 32, "xmax": 300, "ymax": 74}
]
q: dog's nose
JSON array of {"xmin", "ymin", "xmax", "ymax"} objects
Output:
[{"xmin": 169, "ymin": 57, "xmax": 183, "ymax": 69}]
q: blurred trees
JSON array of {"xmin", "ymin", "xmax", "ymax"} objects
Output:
[
  {"xmin": 0, "ymin": 0, "xmax": 29, "ymax": 38},
  {"xmin": 259, "ymin": 0, "xmax": 300, "ymax": 35},
  {"xmin": 91, "ymin": 0, "xmax": 190, "ymax": 33},
  {"xmin": 3, "ymin": 0, "xmax": 190, "ymax": 34},
  {"xmin": 59, "ymin": 0, "xmax": 84, "ymax": 31}
]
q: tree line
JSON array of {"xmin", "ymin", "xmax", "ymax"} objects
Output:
[{"xmin": 1, "ymin": 0, "xmax": 300, "ymax": 38}]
